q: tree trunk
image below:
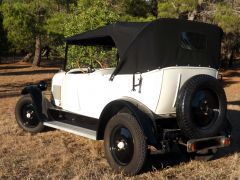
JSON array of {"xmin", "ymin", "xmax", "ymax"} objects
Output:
[
  {"xmin": 151, "ymin": 0, "xmax": 158, "ymax": 18},
  {"xmin": 228, "ymin": 48, "xmax": 235, "ymax": 67},
  {"xmin": 188, "ymin": 10, "xmax": 197, "ymax": 20},
  {"xmin": 66, "ymin": 0, "xmax": 70, "ymax": 13},
  {"xmin": 32, "ymin": 35, "xmax": 41, "ymax": 67},
  {"xmin": 23, "ymin": 52, "xmax": 33, "ymax": 62}
]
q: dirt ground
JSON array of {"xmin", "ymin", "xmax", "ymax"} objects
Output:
[{"xmin": 1, "ymin": 61, "xmax": 240, "ymax": 179}]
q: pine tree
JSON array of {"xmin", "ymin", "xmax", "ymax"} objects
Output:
[{"xmin": 1, "ymin": 0, "xmax": 53, "ymax": 66}]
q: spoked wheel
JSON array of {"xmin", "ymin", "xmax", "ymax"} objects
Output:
[
  {"xmin": 15, "ymin": 95, "xmax": 44, "ymax": 133},
  {"xmin": 104, "ymin": 113, "xmax": 147, "ymax": 175},
  {"xmin": 177, "ymin": 75, "xmax": 227, "ymax": 139}
]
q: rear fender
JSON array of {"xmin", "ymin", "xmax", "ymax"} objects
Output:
[{"xmin": 97, "ymin": 99, "xmax": 160, "ymax": 148}]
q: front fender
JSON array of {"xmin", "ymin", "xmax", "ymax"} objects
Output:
[{"xmin": 21, "ymin": 85, "xmax": 50, "ymax": 121}]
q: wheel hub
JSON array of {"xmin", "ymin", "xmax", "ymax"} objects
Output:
[
  {"xmin": 26, "ymin": 112, "xmax": 31, "ymax": 118},
  {"xmin": 20, "ymin": 103, "xmax": 39, "ymax": 128},
  {"xmin": 26, "ymin": 111, "xmax": 33, "ymax": 119},
  {"xmin": 117, "ymin": 141, "xmax": 125, "ymax": 150},
  {"xmin": 110, "ymin": 126, "xmax": 134, "ymax": 165},
  {"xmin": 191, "ymin": 90, "xmax": 219, "ymax": 128},
  {"xmin": 200, "ymin": 100, "xmax": 209, "ymax": 115}
]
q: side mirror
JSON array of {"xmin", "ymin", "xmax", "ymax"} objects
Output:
[{"xmin": 38, "ymin": 81, "xmax": 47, "ymax": 91}]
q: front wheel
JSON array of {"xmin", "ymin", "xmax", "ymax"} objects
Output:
[
  {"xmin": 15, "ymin": 95, "xmax": 45, "ymax": 133},
  {"xmin": 104, "ymin": 113, "xmax": 147, "ymax": 175}
]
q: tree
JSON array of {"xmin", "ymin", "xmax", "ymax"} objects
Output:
[
  {"xmin": 53, "ymin": 0, "xmax": 77, "ymax": 13},
  {"xmin": 1, "ymin": 0, "xmax": 239, "ymax": 68},
  {"xmin": 1, "ymin": 0, "xmax": 53, "ymax": 66},
  {"xmin": 213, "ymin": 2, "xmax": 240, "ymax": 66},
  {"xmin": 150, "ymin": 0, "xmax": 158, "ymax": 18},
  {"xmin": 0, "ymin": 4, "xmax": 9, "ymax": 59},
  {"xmin": 54, "ymin": 0, "xmax": 120, "ymax": 69},
  {"xmin": 157, "ymin": 0, "xmax": 199, "ymax": 20},
  {"xmin": 0, "ymin": 0, "xmax": 9, "ymax": 60}
]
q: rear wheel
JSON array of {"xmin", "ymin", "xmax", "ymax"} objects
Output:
[
  {"xmin": 15, "ymin": 95, "xmax": 44, "ymax": 133},
  {"xmin": 104, "ymin": 113, "xmax": 147, "ymax": 175}
]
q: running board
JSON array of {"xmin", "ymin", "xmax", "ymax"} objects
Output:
[{"xmin": 43, "ymin": 121, "xmax": 96, "ymax": 140}]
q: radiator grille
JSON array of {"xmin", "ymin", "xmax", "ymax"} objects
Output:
[{"xmin": 53, "ymin": 85, "xmax": 61, "ymax": 100}]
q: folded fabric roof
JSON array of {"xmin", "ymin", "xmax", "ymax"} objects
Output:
[
  {"xmin": 65, "ymin": 22, "xmax": 148, "ymax": 59},
  {"xmin": 66, "ymin": 18, "xmax": 223, "ymax": 77}
]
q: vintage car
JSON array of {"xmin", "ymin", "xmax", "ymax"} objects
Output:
[{"xmin": 15, "ymin": 18, "xmax": 231, "ymax": 175}]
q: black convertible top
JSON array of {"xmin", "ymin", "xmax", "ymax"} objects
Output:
[{"xmin": 66, "ymin": 18, "xmax": 223, "ymax": 76}]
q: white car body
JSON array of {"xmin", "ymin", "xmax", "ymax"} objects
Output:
[
  {"xmin": 51, "ymin": 66, "xmax": 218, "ymax": 119},
  {"xmin": 15, "ymin": 19, "xmax": 231, "ymax": 175}
]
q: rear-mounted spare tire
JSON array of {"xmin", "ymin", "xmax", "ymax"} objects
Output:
[{"xmin": 176, "ymin": 74, "xmax": 227, "ymax": 139}]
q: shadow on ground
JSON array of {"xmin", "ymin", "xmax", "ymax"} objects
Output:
[
  {"xmin": 228, "ymin": 101, "xmax": 240, "ymax": 106},
  {"xmin": 143, "ymin": 109, "xmax": 240, "ymax": 173},
  {"xmin": 0, "ymin": 62, "xmax": 58, "ymax": 99},
  {"xmin": 223, "ymin": 80, "xmax": 239, "ymax": 88},
  {"xmin": 144, "ymin": 150, "xmax": 188, "ymax": 172},
  {"xmin": 0, "ymin": 78, "xmax": 52, "ymax": 99},
  {"xmin": 0, "ymin": 69, "xmax": 58, "ymax": 76},
  {"xmin": 0, "ymin": 65, "xmax": 31, "ymax": 70},
  {"xmin": 215, "ymin": 109, "xmax": 240, "ymax": 157},
  {"xmin": 221, "ymin": 67, "xmax": 240, "ymax": 87}
]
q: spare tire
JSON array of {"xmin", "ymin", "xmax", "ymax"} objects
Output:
[{"xmin": 176, "ymin": 74, "xmax": 227, "ymax": 139}]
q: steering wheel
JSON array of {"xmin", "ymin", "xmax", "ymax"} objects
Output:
[{"xmin": 96, "ymin": 60, "xmax": 104, "ymax": 69}]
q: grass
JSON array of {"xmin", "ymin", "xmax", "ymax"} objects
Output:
[{"xmin": 0, "ymin": 61, "xmax": 240, "ymax": 179}]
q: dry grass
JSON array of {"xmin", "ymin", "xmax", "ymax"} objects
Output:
[{"xmin": 1, "ymin": 62, "xmax": 240, "ymax": 179}]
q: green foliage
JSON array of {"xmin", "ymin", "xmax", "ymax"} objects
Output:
[
  {"xmin": 58, "ymin": 0, "xmax": 120, "ymax": 69},
  {"xmin": 61, "ymin": 0, "xmax": 161, "ymax": 69},
  {"xmin": 157, "ymin": 0, "xmax": 198, "ymax": 18},
  {"xmin": 158, "ymin": 2, "xmax": 178, "ymax": 18},
  {"xmin": 1, "ymin": 2, "xmax": 35, "ymax": 52},
  {"xmin": 213, "ymin": 2, "xmax": 240, "ymax": 60},
  {"xmin": 123, "ymin": 0, "xmax": 151, "ymax": 17},
  {"xmin": 45, "ymin": 12, "xmax": 66, "ymax": 45},
  {"xmin": 1, "ymin": 0, "xmax": 240, "ymax": 66},
  {"xmin": 1, "ymin": 0, "xmax": 53, "ymax": 53},
  {"xmin": 172, "ymin": 0, "xmax": 198, "ymax": 13},
  {"xmin": 214, "ymin": 3, "xmax": 240, "ymax": 34}
]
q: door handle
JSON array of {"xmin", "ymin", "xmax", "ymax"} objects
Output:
[{"xmin": 132, "ymin": 73, "xmax": 143, "ymax": 93}]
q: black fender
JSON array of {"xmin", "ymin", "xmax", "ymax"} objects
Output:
[
  {"xmin": 21, "ymin": 85, "xmax": 50, "ymax": 121},
  {"xmin": 97, "ymin": 98, "xmax": 160, "ymax": 148}
]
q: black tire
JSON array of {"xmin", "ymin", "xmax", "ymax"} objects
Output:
[
  {"xmin": 15, "ymin": 95, "xmax": 45, "ymax": 133},
  {"xmin": 176, "ymin": 75, "xmax": 227, "ymax": 139},
  {"xmin": 104, "ymin": 113, "xmax": 147, "ymax": 175}
]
